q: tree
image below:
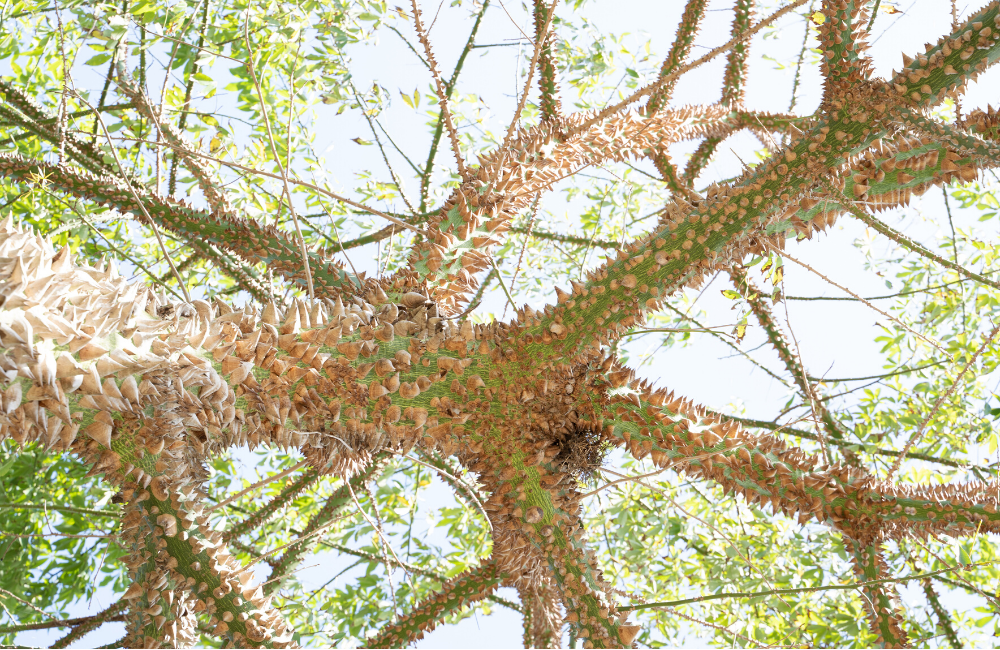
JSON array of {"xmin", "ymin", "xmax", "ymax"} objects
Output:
[{"xmin": 1, "ymin": 0, "xmax": 999, "ymax": 646}]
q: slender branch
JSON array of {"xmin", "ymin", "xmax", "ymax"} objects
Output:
[
  {"xmin": 620, "ymin": 562, "xmax": 985, "ymax": 612},
  {"xmin": 0, "ymin": 502, "xmax": 121, "ymax": 518},
  {"xmin": 887, "ymin": 321, "xmax": 1000, "ymax": 480},
  {"xmin": 244, "ymin": 13, "xmax": 314, "ymax": 299},
  {"xmin": 833, "ymin": 195, "xmax": 1000, "ymax": 292},
  {"xmin": 501, "ymin": 0, "xmax": 559, "ymax": 149},
  {"xmin": 207, "ymin": 459, "xmax": 309, "ymax": 513},
  {"xmin": 777, "ymin": 247, "xmax": 949, "ymax": 356},
  {"xmin": 411, "ymin": 0, "xmax": 467, "ymax": 179}
]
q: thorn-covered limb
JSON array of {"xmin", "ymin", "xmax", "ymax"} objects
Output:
[
  {"xmin": 594, "ymin": 367, "xmax": 1000, "ymax": 538},
  {"xmin": 920, "ymin": 575, "xmax": 962, "ymax": 648},
  {"xmin": 222, "ymin": 468, "xmax": 320, "ymax": 543},
  {"xmin": 263, "ymin": 458, "xmax": 386, "ymax": 596},
  {"xmin": 817, "ymin": 0, "xmax": 875, "ymax": 106},
  {"xmin": 727, "ymin": 265, "xmax": 860, "ymax": 467},
  {"xmin": 403, "ymin": 104, "xmax": 756, "ymax": 314},
  {"xmin": 645, "ymin": 0, "xmax": 708, "ymax": 114},
  {"xmin": 0, "ymin": 79, "xmax": 114, "ymax": 177},
  {"xmin": 480, "ymin": 435, "xmax": 632, "ymax": 649},
  {"xmin": 528, "ymin": 71, "xmax": 1000, "ymax": 360},
  {"xmin": 681, "ymin": 133, "xmax": 725, "ymax": 185},
  {"xmin": 364, "ymin": 559, "xmax": 502, "ymax": 648},
  {"xmin": 0, "ymin": 154, "xmax": 360, "ymax": 296},
  {"xmin": 777, "ymin": 136, "xmax": 983, "ymax": 238},
  {"xmin": 533, "ymin": 0, "xmax": 562, "ymax": 122},
  {"xmin": 721, "ymin": 0, "xmax": 755, "ymax": 107},
  {"xmin": 653, "ymin": 148, "xmax": 701, "ymax": 202},
  {"xmin": 517, "ymin": 584, "xmax": 561, "ymax": 648},
  {"xmin": 891, "ymin": 104, "xmax": 1000, "ymax": 167},
  {"xmin": 842, "ymin": 531, "xmax": 909, "ymax": 648},
  {"xmin": 114, "ymin": 66, "xmax": 233, "ymax": 215},
  {"xmin": 886, "ymin": 2, "xmax": 1000, "ymax": 107},
  {"xmin": 119, "ymin": 494, "xmax": 201, "ymax": 649},
  {"xmin": 410, "ymin": 0, "xmax": 467, "ymax": 180},
  {"xmin": 70, "ymin": 411, "xmax": 294, "ymax": 647},
  {"xmin": 123, "ymin": 480, "xmax": 293, "ymax": 647}
]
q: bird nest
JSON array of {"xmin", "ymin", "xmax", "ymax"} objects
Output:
[{"xmin": 549, "ymin": 425, "xmax": 609, "ymax": 485}]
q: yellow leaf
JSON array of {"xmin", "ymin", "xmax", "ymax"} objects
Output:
[{"xmin": 811, "ymin": 11, "xmax": 826, "ymax": 25}]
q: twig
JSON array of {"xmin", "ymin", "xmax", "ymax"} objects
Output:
[
  {"xmin": 489, "ymin": 257, "xmax": 518, "ymax": 313},
  {"xmin": 405, "ymin": 454, "xmax": 492, "ymax": 531},
  {"xmin": 504, "ymin": 195, "xmax": 538, "ymax": 319},
  {"xmin": 362, "ymin": 481, "xmax": 399, "ymax": 618},
  {"xmin": 776, "ymin": 271, "xmax": 831, "ymax": 464},
  {"xmin": 776, "ymin": 247, "xmax": 950, "ymax": 355},
  {"xmin": 0, "ymin": 503, "xmax": 121, "ymax": 518},
  {"xmin": 580, "ymin": 467, "xmax": 667, "ymax": 498},
  {"xmin": 785, "ymin": 279, "xmax": 971, "ymax": 301},
  {"xmin": 206, "ymin": 459, "xmax": 309, "ymax": 513},
  {"xmin": 244, "ymin": 11, "xmax": 314, "ymax": 299},
  {"xmin": 0, "ymin": 587, "xmax": 58, "ymax": 621},
  {"xmin": 887, "ymin": 320, "xmax": 1000, "ymax": 480},
  {"xmin": 620, "ymin": 561, "xmax": 989, "ymax": 611},
  {"xmin": 0, "ymin": 532, "xmax": 112, "ymax": 539},
  {"xmin": 411, "ymin": 0, "xmax": 467, "ymax": 179},
  {"xmin": 345, "ymin": 480, "xmax": 405, "ymax": 570},
  {"xmin": 75, "ymin": 92, "xmax": 191, "ymax": 302}
]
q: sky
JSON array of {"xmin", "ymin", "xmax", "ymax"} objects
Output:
[{"xmin": 10, "ymin": 0, "xmax": 1000, "ymax": 647}]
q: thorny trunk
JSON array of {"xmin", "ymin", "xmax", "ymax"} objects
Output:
[{"xmin": 2, "ymin": 0, "xmax": 1000, "ymax": 647}]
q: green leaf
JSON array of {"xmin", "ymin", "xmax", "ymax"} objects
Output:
[
  {"xmin": 84, "ymin": 53, "xmax": 112, "ymax": 66},
  {"xmin": 0, "ymin": 455, "xmax": 16, "ymax": 478}
]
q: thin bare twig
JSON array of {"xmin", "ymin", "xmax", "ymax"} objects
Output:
[
  {"xmin": 73, "ymin": 92, "xmax": 192, "ymax": 302},
  {"xmin": 887, "ymin": 320, "xmax": 1000, "ymax": 480},
  {"xmin": 580, "ymin": 467, "xmax": 668, "ymax": 498},
  {"xmin": 776, "ymin": 247, "xmax": 949, "ymax": 356},
  {"xmin": 244, "ymin": 11, "xmax": 314, "ymax": 299},
  {"xmin": 405, "ymin": 454, "xmax": 493, "ymax": 531}
]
